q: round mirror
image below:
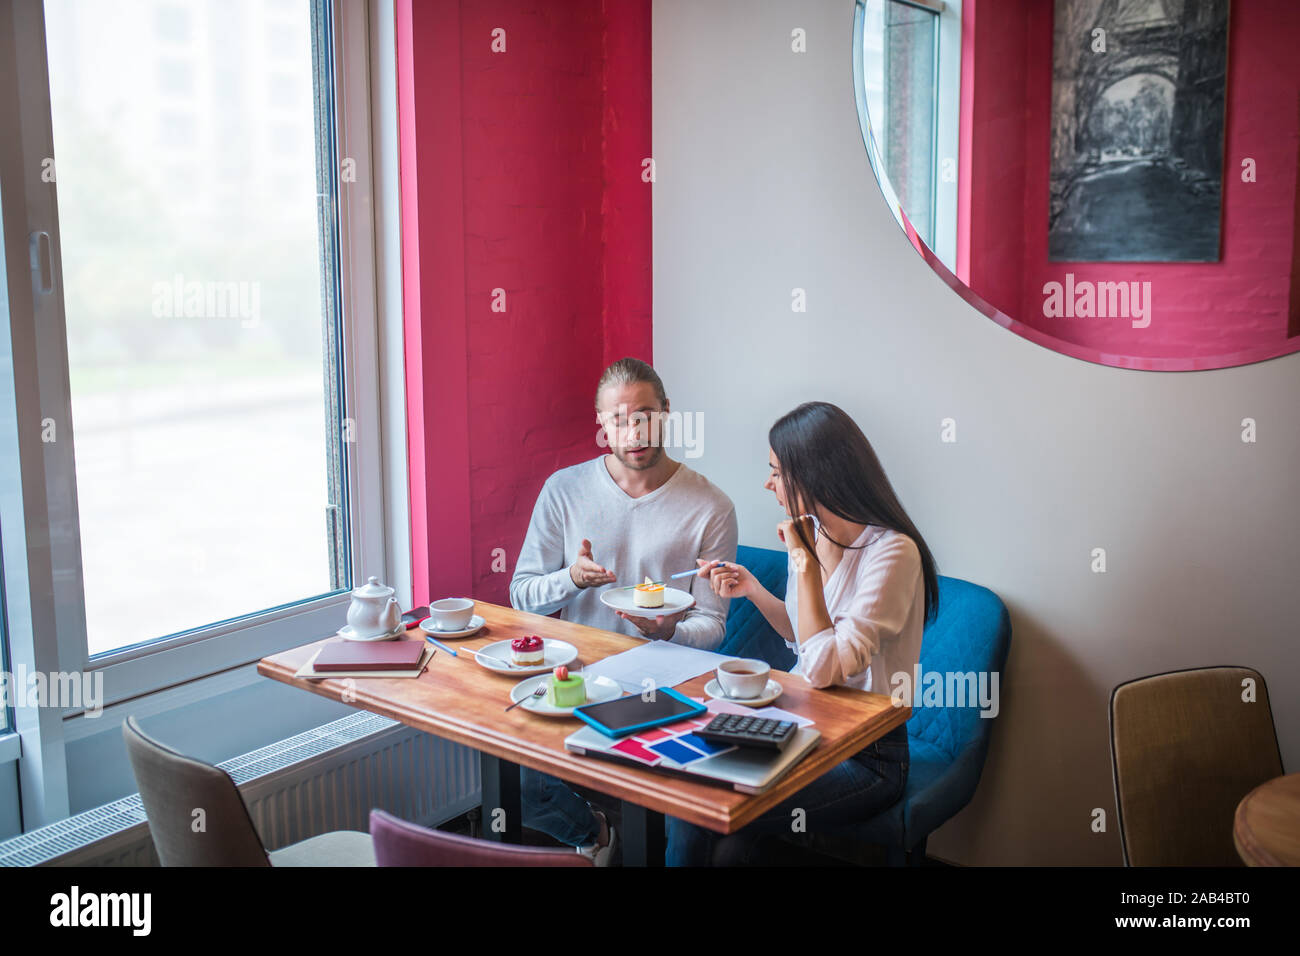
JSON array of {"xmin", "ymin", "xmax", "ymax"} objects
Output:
[{"xmin": 852, "ymin": 0, "xmax": 1300, "ymax": 371}]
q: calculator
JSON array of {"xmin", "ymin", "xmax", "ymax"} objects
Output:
[{"xmin": 696, "ymin": 713, "xmax": 798, "ymax": 751}]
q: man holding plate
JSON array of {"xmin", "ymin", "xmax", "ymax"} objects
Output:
[{"xmin": 509, "ymin": 357, "xmax": 738, "ymax": 863}]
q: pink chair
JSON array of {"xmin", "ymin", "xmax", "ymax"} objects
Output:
[{"xmin": 369, "ymin": 809, "xmax": 594, "ymax": 867}]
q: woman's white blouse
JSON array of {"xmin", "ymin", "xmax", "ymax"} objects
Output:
[{"xmin": 783, "ymin": 525, "xmax": 925, "ymax": 696}]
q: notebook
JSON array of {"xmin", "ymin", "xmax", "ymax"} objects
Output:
[
  {"xmin": 296, "ymin": 644, "xmax": 434, "ymax": 680},
  {"xmin": 313, "ymin": 638, "xmax": 429, "ymax": 672}
]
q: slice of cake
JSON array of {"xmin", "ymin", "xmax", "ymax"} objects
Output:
[
  {"xmin": 547, "ymin": 665, "xmax": 586, "ymax": 708},
  {"xmin": 633, "ymin": 576, "xmax": 665, "ymax": 609},
  {"xmin": 510, "ymin": 635, "xmax": 545, "ymax": 665}
]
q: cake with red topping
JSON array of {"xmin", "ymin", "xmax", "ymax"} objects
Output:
[
  {"xmin": 547, "ymin": 665, "xmax": 586, "ymax": 708},
  {"xmin": 511, "ymin": 635, "xmax": 545, "ymax": 665}
]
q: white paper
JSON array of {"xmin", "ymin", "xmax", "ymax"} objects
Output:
[
  {"xmin": 703, "ymin": 697, "xmax": 815, "ymax": 727},
  {"xmin": 587, "ymin": 641, "xmax": 731, "ymax": 693},
  {"xmin": 747, "ymin": 705, "xmax": 815, "ymax": 728}
]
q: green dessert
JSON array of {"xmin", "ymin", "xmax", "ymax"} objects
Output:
[{"xmin": 547, "ymin": 665, "xmax": 586, "ymax": 708}]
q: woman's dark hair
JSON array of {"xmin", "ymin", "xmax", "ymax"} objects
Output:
[{"xmin": 769, "ymin": 401, "xmax": 940, "ymax": 624}]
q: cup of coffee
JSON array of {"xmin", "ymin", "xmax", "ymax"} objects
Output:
[
  {"xmin": 715, "ymin": 658, "xmax": 771, "ymax": 699},
  {"xmin": 428, "ymin": 598, "xmax": 475, "ymax": 631}
]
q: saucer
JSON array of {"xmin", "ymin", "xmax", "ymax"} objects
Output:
[
  {"xmin": 704, "ymin": 677, "xmax": 783, "ymax": 707},
  {"xmin": 417, "ymin": 614, "xmax": 486, "ymax": 639},
  {"xmin": 339, "ymin": 622, "xmax": 406, "ymax": 642}
]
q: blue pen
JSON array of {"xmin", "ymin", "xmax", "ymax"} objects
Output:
[
  {"xmin": 424, "ymin": 634, "xmax": 460, "ymax": 657},
  {"xmin": 670, "ymin": 562, "xmax": 727, "ymax": 579},
  {"xmin": 614, "ymin": 563, "xmax": 727, "ymax": 590}
]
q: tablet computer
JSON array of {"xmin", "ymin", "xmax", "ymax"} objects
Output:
[{"xmin": 572, "ymin": 687, "xmax": 706, "ymax": 739}]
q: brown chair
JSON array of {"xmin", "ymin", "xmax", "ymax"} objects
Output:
[
  {"xmin": 370, "ymin": 808, "xmax": 593, "ymax": 866},
  {"xmin": 123, "ymin": 715, "xmax": 375, "ymax": 866},
  {"xmin": 1110, "ymin": 666, "xmax": 1284, "ymax": 866}
]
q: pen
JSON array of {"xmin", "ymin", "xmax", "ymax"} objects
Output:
[
  {"xmin": 424, "ymin": 634, "xmax": 460, "ymax": 657},
  {"xmin": 612, "ymin": 562, "xmax": 728, "ymax": 590}
]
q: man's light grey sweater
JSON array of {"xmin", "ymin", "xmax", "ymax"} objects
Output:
[{"xmin": 509, "ymin": 457, "xmax": 738, "ymax": 648}]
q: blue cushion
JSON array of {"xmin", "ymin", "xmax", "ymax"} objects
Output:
[
  {"xmin": 716, "ymin": 545, "xmax": 795, "ymax": 669},
  {"xmin": 719, "ymin": 545, "xmax": 1012, "ymax": 855}
]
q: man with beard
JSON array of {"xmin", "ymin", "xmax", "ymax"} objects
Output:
[{"xmin": 509, "ymin": 357, "xmax": 738, "ymax": 863}]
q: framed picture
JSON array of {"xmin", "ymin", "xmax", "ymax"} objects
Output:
[{"xmin": 1048, "ymin": 0, "xmax": 1230, "ymax": 262}]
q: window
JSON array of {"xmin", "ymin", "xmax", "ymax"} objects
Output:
[
  {"xmin": 0, "ymin": 540, "xmax": 9, "ymax": 735},
  {"xmin": 153, "ymin": 3, "xmax": 190, "ymax": 44},
  {"xmin": 0, "ymin": 0, "xmax": 396, "ymax": 710},
  {"xmin": 855, "ymin": 0, "xmax": 961, "ymax": 271},
  {"xmin": 156, "ymin": 56, "xmax": 195, "ymax": 96},
  {"xmin": 863, "ymin": 0, "xmax": 939, "ymax": 245},
  {"xmin": 41, "ymin": 0, "xmax": 349, "ymax": 659}
]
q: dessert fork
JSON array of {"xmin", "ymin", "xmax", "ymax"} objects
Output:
[{"xmin": 505, "ymin": 683, "xmax": 548, "ymax": 712}]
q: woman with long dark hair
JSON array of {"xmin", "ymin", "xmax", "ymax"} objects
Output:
[{"xmin": 666, "ymin": 401, "xmax": 939, "ymax": 866}]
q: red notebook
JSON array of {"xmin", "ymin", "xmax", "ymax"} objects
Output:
[{"xmin": 313, "ymin": 639, "xmax": 428, "ymax": 672}]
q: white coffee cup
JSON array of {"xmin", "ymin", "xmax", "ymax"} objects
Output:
[
  {"xmin": 715, "ymin": 658, "xmax": 771, "ymax": 699},
  {"xmin": 428, "ymin": 598, "xmax": 475, "ymax": 631}
]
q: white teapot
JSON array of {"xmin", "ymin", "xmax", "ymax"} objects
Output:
[{"xmin": 345, "ymin": 576, "xmax": 402, "ymax": 639}]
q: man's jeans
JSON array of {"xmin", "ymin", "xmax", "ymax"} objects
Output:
[
  {"xmin": 665, "ymin": 722, "xmax": 910, "ymax": 866},
  {"xmin": 520, "ymin": 767, "xmax": 600, "ymax": 847}
]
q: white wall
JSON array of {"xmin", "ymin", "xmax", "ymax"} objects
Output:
[{"xmin": 653, "ymin": 0, "xmax": 1299, "ymax": 865}]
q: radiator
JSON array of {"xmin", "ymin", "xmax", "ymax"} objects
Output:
[{"xmin": 0, "ymin": 711, "xmax": 482, "ymax": 867}]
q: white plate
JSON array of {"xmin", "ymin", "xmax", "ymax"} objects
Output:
[
  {"xmin": 339, "ymin": 622, "xmax": 406, "ymax": 642},
  {"xmin": 598, "ymin": 585, "xmax": 696, "ymax": 616},
  {"xmin": 509, "ymin": 674, "xmax": 624, "ymax": 716},
  {"xmin": 473, "ymin": 638, "xmax": 578, "ymax": 675},
  {"xmin": 417, "ymin": 614, "xmax": 486, "ymax": 639},
  {"xmin": 704, "ymin": 677, "xmax": 783, "ymax": 707}
]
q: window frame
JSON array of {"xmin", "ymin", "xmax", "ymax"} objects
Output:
[
  {"xmin": 0, "ymin": 474, "xmax": 13, "ymax": 749},
  {"xmin": 0, "ymin": 0, "xmax": 406, "ymax": 725},
  {"xmin": 854, "ymin": 0, "xmax": 962, "ymax": 273}
]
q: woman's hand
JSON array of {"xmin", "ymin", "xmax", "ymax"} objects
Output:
[
  {"xmin": 695, "ymin": 558, "xmax": 756, "ymax": 599},
  {"xmin": 777, "ymin": 515, "xmax": 817, "ymax": 561}
]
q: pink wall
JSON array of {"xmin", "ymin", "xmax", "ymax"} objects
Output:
[
  {"xmin": 964, "ymin": 0, "xmax": 1300, "ymax": 367},
  {"xmin": 601, "ymin": 0, "xmax": 655, "ymax": 367},
  {"xmin": 959, "ymin": 0, "xmax": 1028, "ymax": 320},
  {"xmin": 397, "ymin": 0, "xmax": 652, "ymax": 606}
]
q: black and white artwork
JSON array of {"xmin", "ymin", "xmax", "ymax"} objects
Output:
[{"xmin": 1048, "ymin": 0, "xmax": 1230, "ymax": 262}]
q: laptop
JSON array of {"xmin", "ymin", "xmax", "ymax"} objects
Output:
[{"xmin": 563, "ymin": 723, "xmax": 821, "ymax": 795}]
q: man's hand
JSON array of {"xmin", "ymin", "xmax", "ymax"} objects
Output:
[
  {"xmin": 569, "ymin": 538, "xmax": 616, "ymax": 589},
  {"xmin": 616, "ymin": 609, "xmax": 686, "ymax": 641}
]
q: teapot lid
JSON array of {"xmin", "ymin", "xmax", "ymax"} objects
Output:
[{"xmin": 353, "ymin": 576, "xmax": 393, "ymax": 598}]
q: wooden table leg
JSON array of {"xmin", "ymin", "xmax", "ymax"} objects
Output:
[
  {"xmin": 621, "ymin": 800, "xmax": 666, "ymax": 867},
  {"xmin": 480, "ymin": 752, "xmax": 521, "ymax": 844}
]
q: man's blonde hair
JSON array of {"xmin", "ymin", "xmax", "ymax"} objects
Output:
[{"xmin": 594, "ymin": 357, "xmax": 667, "ymax": 409}]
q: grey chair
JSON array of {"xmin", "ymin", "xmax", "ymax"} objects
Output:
[{"xmin": 122, "ymin": 715, "xmax": 375, "ymax": 866}]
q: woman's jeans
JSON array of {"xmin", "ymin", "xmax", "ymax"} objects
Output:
[
  {"xmin": 665, "ymin": 722, "xmax": 909, "ymax": 866},
  {"xmin": 520, "ymin": 767, "xmax": 600, "ymax": 847}
]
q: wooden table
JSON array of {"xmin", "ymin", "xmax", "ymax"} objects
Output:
[
  {"xmin": 257, "ymin": 601, "xmax": 909, "ymax": 865},
  {"xmin": 1234, "ymin": 772, "xmax": 1300, "ymax": 866}
]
